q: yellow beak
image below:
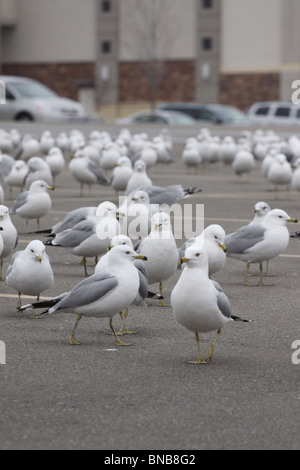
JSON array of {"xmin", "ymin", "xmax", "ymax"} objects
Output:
[
  {"xmin": 218, "ymin": 242, "xmax": 227, "ymax": 254},
  {"xmin": 134, "ymin": 255, "xmax": 148, "ymax": 261},
  {"xmin": 37, "ymin": 255, "xmax": 42, "ymax": 264},
  {"xmin": 179, "ymin": 257, "xmax": 190, "ymax": 265},
  {"xmin": 288, "ymin": 218, "xmax": 298, "ymax": 223}
]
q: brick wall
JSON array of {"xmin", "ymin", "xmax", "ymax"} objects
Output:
[
  {"xmin": 2, "ymin": 62, "xmax": 95, "ymax": 100},
  {"xmin": 220, "ymin": 72, "xmax": 280, "ymax": 111},
  {"xmin": 119, "ymin": 60, "xmax": 195, "ymax": 102}
]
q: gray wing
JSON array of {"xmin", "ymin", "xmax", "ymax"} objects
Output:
[
  {"xmin": 137, "ymin": 185, "xmax": 184, "ymax": 205},
  {"xmin": 87, "ymin": 162, "xmax": 109, "ymax": 185},
  {"xmin": 11, "ymin": 191, "xmax": 29, "ymax": 213},
  {"xmin": 54, "ymin": 272, "xmax": 118, "ymax": 311},
  {"xmin": 133, "ymin": 239, "xmax": 143, "ymax": 253},
  {"xmin": 6, "ymin": 251, "xmax": 22, "ymax": 277},
  {"xmin": 52, "ymin": 207, "xmax": 96, "ymax": 234},
  {"xmin": 0, "ymin": 155, "xmax": 15, "ymax": 176},
  {"xmin": 52, "ymin": 219, "xmax": 96, "ymax": 248},
  {"xmin": 225, "ymin": 225, "xmax": 266, "ymax": 254},
  {"xmin": 133, "ymin": 260, "xmax": 148, "ymax": 300},
  {"xmin": 212, "ymin": 281, "xmax": 232, "ymax": 319}
]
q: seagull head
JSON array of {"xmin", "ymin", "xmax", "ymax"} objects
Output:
[
  {"xmin": 265, "ymin": 209, "xmax": 298, "ymax": 226},
  {"xmin": 96, "ymin": 201, "xmax": 118, "ymax": 218},
  {"xmin": 152, "ymin": 212, "xmax": 171, "ymax": 232},
  {"xmin": 253, "ymin": 202, "xmax": 271, "ymax": 216},
  {"xmin": 204, "ymin": 224, "xmax": 227, "ymax": 252},
  {"xmin": 108, "ymin": 245, "xmax": 148, "ymax": 264},
  {"xmin": 29, "ymin": 180, "xmax": 54, "ymax": 192},
  {"xmin": 0, "ymin": 205, "xmax": 10, "ymax": 220},
  {"xmin": 180, "ymin": 247, "xmax": 209, "ymax": 269},
  {"xmin": 131, "ymin": 190, "xmax": 150, "ymax": 205},
  {"xmin": 26, "ymin": 240, "xmax": 46, "ymax": 264}
]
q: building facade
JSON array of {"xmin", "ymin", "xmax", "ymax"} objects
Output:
[{"xmin": 0, "ymin": 0, "xmax": 299, "ymax": 113}]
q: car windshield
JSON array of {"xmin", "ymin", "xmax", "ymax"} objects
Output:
[
  {"xmin": 9, "ymin": 81, "xmax": 57, "ymax": 99},
  {"xmin": 209, "ymin": 105, "xmax": 248, "ymax": 122}
]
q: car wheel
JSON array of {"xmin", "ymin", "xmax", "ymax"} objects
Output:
[{"xmin": 15, "ymin": 112, "xmax": 34, "ymax": 122}]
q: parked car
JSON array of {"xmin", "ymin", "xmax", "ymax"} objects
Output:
[
  {"xmin": 247, "ymin": 102, "xmax": 300, "ymax": 126},
  {"xmin": 158, "ymin": 102, "xmax": 249, "ymax": 125},
  {"xmin": 115, "ymin": 109, "xmax": 197, "ymax": 126},
  {"xmin": 0, "ymin": 75, "xmax": 87, "ymax": 122}
]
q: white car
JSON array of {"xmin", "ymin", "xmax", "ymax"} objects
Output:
[
  {"xmin": 247, "ymin": 101, "xmax": 300, "ymax": 126},
  {"xmin": 115, "ymin": 109, "xmax": 197, "ymax": 126},
  {"xmin": 0, "ymin": 75, "xmax": 87, "ymax": 122}
]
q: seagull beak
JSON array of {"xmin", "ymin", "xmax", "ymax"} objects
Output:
[
  {"xmin": 154, "ymin": 223, "xmax": 163, "ymax": 229},
  {"xmin": 134, "ymin": 255, "xmax": 148, "ymax": 261},
  {"xmin": 48, "ymin": 186, "xmax": 55, "ymax": 191},
  {"xmin": 37, "ymin": 255, "xmax": 42, "ymax": 264},
  {"xmin": 179, "ymin": 257, "xmax": 190, "ymax": 264},
  {"xmin": 131, "ymin": 198, "xmax": 138, "ymax": 202},
  {"xmin": 218, "ymin": 242, "xmax": 227, "ymax": 254},
  {"xmin": 107, "ymin": 244, "xmax": 114, "ymax": 251},
  {"xmin": 288, "ymin": 218, "xmax": 298, "ymax": 223}
]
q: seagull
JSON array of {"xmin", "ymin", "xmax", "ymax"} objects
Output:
[
  {"xmin": 19, "ymin": 245, "xmax": 148, "ymax": 348},
  {"xmin": 10, "ymin": 180, "xmax": 54, "ymax": 230},
  {"xmin": 232, "ymin": 149, "xmax": 256, "ymax": 176},
  {"xmin": 126, "ymin": 160, "xmax": 152, "ymax": 195},
  {"xmin": 171, "ymin": 246, "xmax": 249, "ymax": 364},
  {"xmin": 225, "ymin": 209, "xmax": 298, "ymax": 286},
  {"xmin": 24, "ymin": 156, "xmax": 53, "ymax": 189},
  {"xmin": 6, "ymin": 240, "xmax": 54, "ymax": 308},
  {"xmin": 109, "ymin": 156, "xmax": 133, "ymax": 193},
  {"xmin": 45, "ymin": 202, "xmax": 120, "ymax": 275},
  {"xmin": 118, "ymin": 190, "xmax": 152, "ymax": 239},
  {"xmin": 44, "ymin": 147, "xmax": 65, "ymax": 186},
  {"xmin": 267, "ymin": 153, "xmax": 293, "ymax": 199},
  {"xmin": 134, "ymin": 212, "xmax": 179, "ymax": 306},
  {"xmin": 250, "ymin": 202, "xmax": 271, "ymax": 225},
  {"xmin": 69, "ymin": 149, "xmax": 109, "ymax": 196},
  {"xmin": 178, "ymin": 224, "xmax": 227, "ymax": 277},
  {"xmin": 0, "ymin": 205, "xmax": 18, "ymax": 280},
  {"xmin": 95, "ymin": 234, "xmax": 163, "ymax": 334},
  {"xmin": 127, "ymin": 185, "xmax": 202, "ymax": 206},
  {"xmin": 4, "ymin": 161, "xmax": 29, "ymax": 198},
  {"xmin": 31, "ymin": 206, "xmax": 97, "ymax": 238}
]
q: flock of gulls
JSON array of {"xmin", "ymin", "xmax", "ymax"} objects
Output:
[{"xmin": 0, "ymin": 125, "xmax": 299, "ymax": 364}]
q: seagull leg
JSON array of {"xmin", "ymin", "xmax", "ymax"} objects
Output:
[
  {"xmin": 206, "ymin": 329, "xmax": 222, "ymax": 362},
  {"xmin": 244, "ymin": 262, "xmax": 256, "ymax": 286},
  {"xmin": 259, "ymin": 263, "xmax": 274, "ymax": 286},
  {"xmin": 17, "ymin": 292, "xmax": 22, "ymax": 309},
  {"xmin": 69, "ymin": 314, "xmax": 82, "ymax": 345},
  {"xmin": 188, "ymin": 332, "xmax": 207, "ymax": 365},
  {"xmin": 159, "ymin": 282, "xmax": 171, "ymax": 307},
  {"xmin": 122, "ymin": 309, "xmax": 138, "ymax": 335},
  {"xmin": 109, "ymin": 319, "xmax": 132, "ymax": 347}
]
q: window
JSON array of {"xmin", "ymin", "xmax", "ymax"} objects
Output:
[
  {"xmin": 255, "ymin": 106, "xmax": 270, "ymax": 116},
  {"xmin": 101, "ymin": 41, "xmax": 112, "ymax": 54},
  {"xmin": 102, "ymin": 0, "xmax": 111, "ymax": 12},
  {"xmin": 275, "ymin": 107, "xmax": 291, "ymax": 117},
  {"xmin": 202, "ymin": 0, "xmax": 213, "ymax": 8},
  {"xmin": 202, "ymin": 37, "xmax": 213, "ymax": 51}
]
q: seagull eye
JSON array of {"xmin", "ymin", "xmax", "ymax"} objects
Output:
[
  {"xmin": 278, "ymin": 216, "xmax": 283, "ymax": 219},
  {"xmin": 196, "ymin": 253, "xmax": 200, "ymax": 257},
  {"xmin": 31, "ymin": 249, "xmax": 34, "ymax": 253},
  {"xmin": 125, "ymin": 251, "xmax": 131, "ymax": 255}
]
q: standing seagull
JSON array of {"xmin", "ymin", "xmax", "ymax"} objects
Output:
[
  {"xmin": 134, "ymin": 212, "xmax": 179, "ymax": 305},
  {"xmin": 0, "ymin": 205, "xmax": 18, "ymax": 280},
  {"xmin": 19, "ymin": 246, "xmax": 148, "ymax": 348},
  {"xmin": 6, "ymin": 240, "xmax": 54, "ymax": 308},
  {"xmin": 225, "ymin": 209, "xmax": 298, "ymax": 286},
  {"xmin": 171, "ymin": 247, "xmax": 249, "ymax": 364},
  {"xmin": 69, "ymin": 149, "xmax": 108, "ymax": 196},
  {"xmin": 10, "ymin": 180, "xmax": 54, "ymax": 230}
]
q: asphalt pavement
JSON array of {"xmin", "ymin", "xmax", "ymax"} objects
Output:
[{"xmin": 0, "ymin": 122, "xmax": 300, "ymax": 450}]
